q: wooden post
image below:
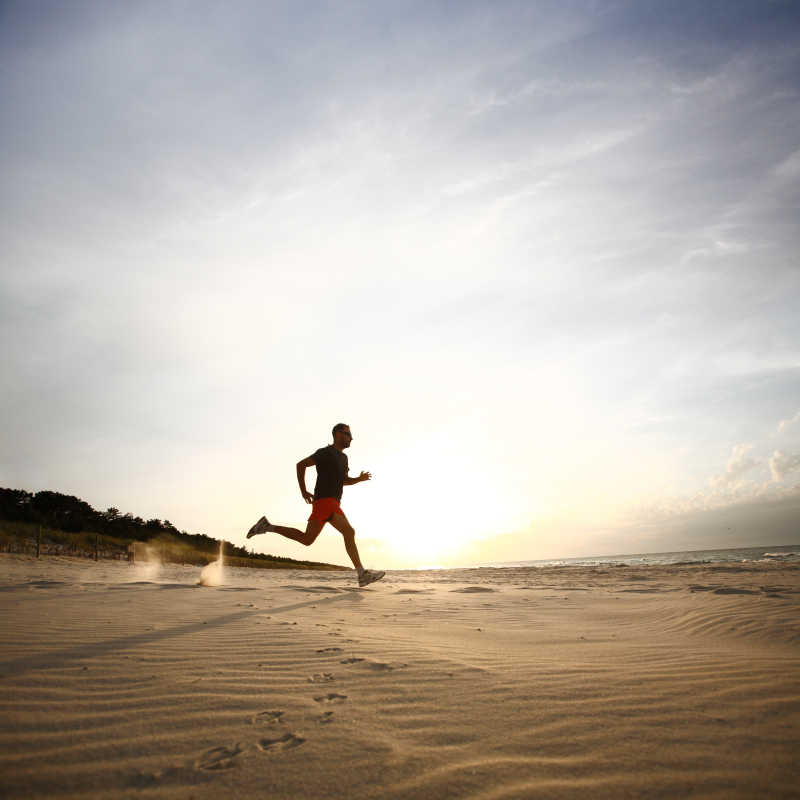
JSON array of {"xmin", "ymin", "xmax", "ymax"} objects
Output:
[
  {"xmin": 37, "ymin": 526, "xmax": 41, "ymax": 559},
  {"xmin": 94, "ymin": 534, "xmax": 99, "ymax": 561}
]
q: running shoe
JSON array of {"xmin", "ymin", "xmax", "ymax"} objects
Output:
[
  {"xmin": 246, "ymin": 516, "xmax": 270, "ymax": 538},
  {"xmin": 358, "ymin": 569, "xmax": 386, "ymax": 588}
]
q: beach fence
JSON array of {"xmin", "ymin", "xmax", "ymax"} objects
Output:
[
  {"xmin": 0, "ymin": 523, "xmax": 132, "ymax": 561},
  {"xmin": 0, "ymin": 522, "xmax": 231, "ymax": 571}
]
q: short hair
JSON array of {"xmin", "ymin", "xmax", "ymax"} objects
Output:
[{"xmin": 332, "ymin": 422, "xmax": 349, "ymax": 437}]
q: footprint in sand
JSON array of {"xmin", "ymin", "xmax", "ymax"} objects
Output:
[
  {"xmin": 258, "ymin": 733, "xmax": 305, "ymax": 752},
  {"xmin": 314, "ymin": 692, "xmax": 347, "ymax": 703},
  {"xmin": 127, "ymin": 765, "xmax": 186, "ymax": 788},
  {"xmin": 196, "ymin": 743, "xmax": 243, "ymax": 770},
  {"xmin": 340, "ymin": 657, "xmax": 406, "ymax": 672},
  {"xmin": 451, "ymin": 586, "xmax": 495, "ymax": 593},
  {"xmin": 308, "ymin": 673, "xmax": 335, "ymax": 683},
  {"xmin": 367, "ymin": 661, "xmax": 407, "ymax": 672},
  {"xmin": 317, "ymin": 711, "xmax": 334, "ymax": 724},
  {"xmin": 252, "ymin": 710, "xmax": 284, "ymax": 724}
]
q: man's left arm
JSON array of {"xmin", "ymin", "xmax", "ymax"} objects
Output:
[{"xmin": 343, "ymin": 470, "xmax": 371, "ymax": 485}]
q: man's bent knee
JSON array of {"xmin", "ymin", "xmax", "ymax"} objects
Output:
[{"xmin": 304, "ymin": 521, "xmax": 324, "ymax": 545}]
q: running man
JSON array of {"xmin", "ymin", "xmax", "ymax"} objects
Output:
[{"xmin": 247, "ymin": 423, "xmax": 385, "ymax": 588}]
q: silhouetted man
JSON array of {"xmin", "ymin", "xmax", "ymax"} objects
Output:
[{"xmin": 247, "ymin": 423, "xmax": 385, "ymax": 588}]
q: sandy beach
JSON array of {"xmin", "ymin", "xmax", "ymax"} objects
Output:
[{"xmin": 0, "ymin": 554, "xmax": 797, "ymax": 799}]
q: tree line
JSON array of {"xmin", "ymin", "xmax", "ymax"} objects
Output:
[{"xmin": 0, "ymin": 487, "xmax": 324, "ymax": 566}]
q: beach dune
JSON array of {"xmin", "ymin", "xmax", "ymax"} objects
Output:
[{"xmin": 0, "ymin": 554, "xmax": 798, "ymax": 798}]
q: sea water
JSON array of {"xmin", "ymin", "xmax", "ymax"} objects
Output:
[{"xmin": 478, "ymin": 543, "xmax": 800, "ymax": 569}]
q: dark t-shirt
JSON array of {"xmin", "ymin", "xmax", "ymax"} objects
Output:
[{"xmin": 311, "ymin": 445, "xmax": 348, "ymax": 501}]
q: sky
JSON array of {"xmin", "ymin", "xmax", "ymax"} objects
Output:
[{"xmin": 2, "ymin": 0, "xmax": 799, "ymax": 569}]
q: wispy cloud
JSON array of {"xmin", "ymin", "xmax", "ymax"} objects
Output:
[
  {"xmin": 777, "ymin": 410, "xmax": 800, "ymax": 435},
  {"xmin": 770, "ymin": 451, "xmax": 800, "ymax": 482},
  {"xmin": 710, "ymin": 444, "xmax": 760, "ymax": 488}
]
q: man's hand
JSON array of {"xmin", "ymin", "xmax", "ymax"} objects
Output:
[
  {"xmin": 297, "ymin": 457, "xmax": 315, "ymax": 504},
  {"xmin": 343, "ymin": 471, "xmax": 372, "ymax": 486}
]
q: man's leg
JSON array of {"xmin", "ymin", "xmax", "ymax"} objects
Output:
[
  {"xmin": 326, "ymin": 513, "xmax": 364, "ymax": 572},
  {"xmin": 268, "ymin": 519, "xmax": 324, "ymax": 546}
]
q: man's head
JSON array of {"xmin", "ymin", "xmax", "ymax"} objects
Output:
[{"xmin": 332, "ymin": 422, "xmax": 353, "ymax": 449}]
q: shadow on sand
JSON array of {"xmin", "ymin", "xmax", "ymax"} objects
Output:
[{"xmin": 0, "ymin": 588, "xmax": 363, "ymax": 675}]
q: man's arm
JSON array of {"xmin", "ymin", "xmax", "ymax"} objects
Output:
[
  {"xmin": 297, "ymin": 456, "xmax": 316, "ymax": 503},
  {"xmin": 343, "ymin": 471, "xmax": 371, "ymax": 486}
]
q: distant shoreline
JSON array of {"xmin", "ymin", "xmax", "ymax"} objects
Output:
[{"xmin": 470, "ymin": 543, "xmax": 800, "ymax": 570}]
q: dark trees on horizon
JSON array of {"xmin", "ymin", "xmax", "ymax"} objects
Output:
[{"xmin": 0, "ymin": 487, "xmax": 261, "ymax": 561}]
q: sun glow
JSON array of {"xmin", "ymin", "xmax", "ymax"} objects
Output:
[{"xmin": 353, "ymin": 439, "xmax": 525, "ymax": 568}]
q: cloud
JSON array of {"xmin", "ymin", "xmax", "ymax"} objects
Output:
[
  {"xmin": 777, "ymin": 410, "xmax": 800, "ymax": 434},
  {"xmin": 769, "ymin": 450, "xmax": 800, "ymax": 482},
  {"xmin": 630, "ymin": 489, "xmax": 800, "ymax": 554},
  {"xmin": 630, "ymin": 476, "xmax": 800, "ymax": 524},
  {"xmin": 774, "ymin": 148, "xmax": 800, "ymax": 180},
  {"xmin": 710, "ymin": 444, "xmax": 759, "ymax": 488}
]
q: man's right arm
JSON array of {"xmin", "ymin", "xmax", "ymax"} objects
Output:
[{"xmin": 297, "ymin": 455, "xmax": 316, "ymax": 504}]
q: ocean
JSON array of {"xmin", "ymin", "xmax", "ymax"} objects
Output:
[{"xmin": 477, "ymin": 543, "xmax": 800, "ymax": 569}]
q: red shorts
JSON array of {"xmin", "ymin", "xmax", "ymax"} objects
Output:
[{"xmin": 308, "ymin": 497, "xmax": 344, "ymax": 524}]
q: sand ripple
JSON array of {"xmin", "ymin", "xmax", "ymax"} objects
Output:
[{"xmin": 0, "ymin": 556, "xmax": 797, "ymax": 798}]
